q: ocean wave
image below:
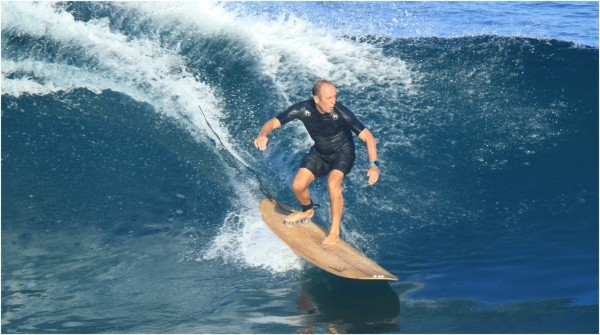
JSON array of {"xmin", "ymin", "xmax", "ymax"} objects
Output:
[{"xmin": 2, "ymin": 1, "xmax": 597, "ymax": 274}]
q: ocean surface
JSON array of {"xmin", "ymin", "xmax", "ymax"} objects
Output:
[{"xmin": 1, "ymin": 1, "xmax": 598, "ymax": 333}]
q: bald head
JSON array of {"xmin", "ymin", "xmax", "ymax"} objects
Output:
[
  {"xmin": 312, "ymin": 80, "xmax": 335, "ymax": 97},
  {"xmin": 312, "ymin": 80, "xmax": 337, "ymax": 114}
]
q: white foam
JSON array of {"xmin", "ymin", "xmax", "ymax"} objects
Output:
[
  {"xmin": 2, "ymin": 59, "xmax": 121, "ymax": 97},
  {"xmin": 232, "ymin": 7, "xmax": 420, "ymax": 99},
  {"xmin": 1, "ymin": 2, "xmax": 231, "ymax": 152},
  {"xmin": 113, "ymin": 2, "xmax": 420, "ymax": 114},
  {"xmin": 201, "ymin": 184, "xmax": 303, "ymax": 274}
]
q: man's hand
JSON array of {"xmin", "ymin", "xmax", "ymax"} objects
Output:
[
  {"xmin": 254, "ymin": 136, "xmax": 269, "ymax": 151},
  {"xmin": 367, "ymin": 165, "xmax": 379, "ymax": 185},
  {"xmin": 254, "ymin": 118, "xmax": 281, "ymax": 151}
]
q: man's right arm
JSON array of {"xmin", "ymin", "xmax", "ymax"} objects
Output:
[{"xmin": 253, "ymin": 118, "xmax": 281, "ymax": 151}]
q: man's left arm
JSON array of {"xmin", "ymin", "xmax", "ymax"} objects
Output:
[{"xmin": 358, "ymin": 128, "xmax": 380, "ymax": 185}]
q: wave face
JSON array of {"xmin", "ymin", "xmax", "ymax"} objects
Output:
[{"xmin": 2, "ymin": 2, "xmax": 598, "ymax": 333}]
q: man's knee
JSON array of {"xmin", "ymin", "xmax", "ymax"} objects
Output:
[
  {"xmin": 292, "ymin": 178, "xmax": 307, "ymax": 193},
  {"xmin": 292, "ymin": 168, "xmax": 314, "ymax": 193},
  {"xmin": 327, "ymin": 171, "xmax": 344, "ymax": 194}
]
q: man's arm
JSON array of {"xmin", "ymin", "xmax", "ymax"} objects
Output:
[
  {"xmin": 358, "ymin": 128, "xmax": 380, "ymax": 185},
  {"xmin": 254, "ymin": 118, "xmax": 281, "ymax": 151}
]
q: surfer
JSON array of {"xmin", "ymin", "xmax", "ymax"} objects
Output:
[{"xmin": 253, "ymin": 80, "xmax": 380, "ymax": 245}]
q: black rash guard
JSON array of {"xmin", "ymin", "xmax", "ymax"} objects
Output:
[{"xmin": 276, "ymin": 99, "xmax": 366, "ymax": 155}]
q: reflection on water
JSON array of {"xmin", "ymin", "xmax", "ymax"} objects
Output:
[{"xmin": 297, "ymin": 268, "xmax": 400, "ymax": 333}]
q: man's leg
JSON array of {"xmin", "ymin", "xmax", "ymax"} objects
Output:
[
  {"xmin": 285, "ymin": 168, "xmax": 316, "ymax": 223},
  {"xmin": 322, "ymin": 169, "xmax": 345, "ymax": 245}
]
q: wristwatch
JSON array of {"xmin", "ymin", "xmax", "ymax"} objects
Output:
[{"xmin": 369, "ymin": 160, "xmax": 379, "ymax": 167}]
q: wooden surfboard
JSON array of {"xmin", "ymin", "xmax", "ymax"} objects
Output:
[{"xmin": 259, "ymin": 198, "xmax": 398, "ymax": 281}]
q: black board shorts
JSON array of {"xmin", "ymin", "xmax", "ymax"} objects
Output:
[{"xmin": 299, "ymin": 144, "xmax": 356, "ymax": 177}]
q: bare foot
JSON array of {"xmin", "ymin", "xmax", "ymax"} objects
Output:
[
  {"xmin": 322, "ymin": 233, "xmax": 340, "ymax": 245},
  {"xmin": 284, "ymin": 209, "xmax": 314, "ymax": 224}
]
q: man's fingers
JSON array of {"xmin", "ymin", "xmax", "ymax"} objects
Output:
[
  {"xmin": 254, "ymin": 137, "xmax": 268, "ymax": 151},
  {"xmin": 367, "ymin": 168, "xmax": 379, "ymax": 185}
]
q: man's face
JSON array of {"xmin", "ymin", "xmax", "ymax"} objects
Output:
[{"xmin": 314, "ymin": 84, "xmax": 336, "ymax": 114}]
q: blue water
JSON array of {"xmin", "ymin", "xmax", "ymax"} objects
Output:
[{"xmin": 1, "ymin": 1, "xmax": 598, "ymax": 333}]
